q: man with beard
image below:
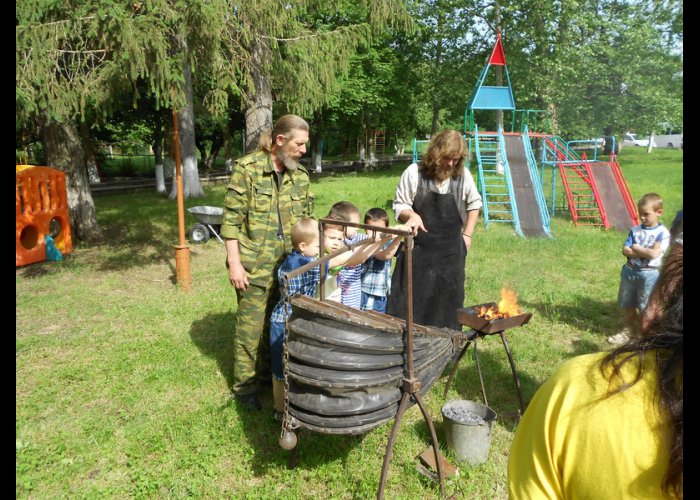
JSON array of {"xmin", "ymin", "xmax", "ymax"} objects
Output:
[
  {"xmin": 221, "ymin": 114, "xmax": 314, "ymax": 411},
  {"xmin": 386, "ymin": 129, "xmax": 482, "ymax": 330}
]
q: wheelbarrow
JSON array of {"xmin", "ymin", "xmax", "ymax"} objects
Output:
[{"xmin": 187, "ymin": 206, "xmax": 224, "ymax": 244}]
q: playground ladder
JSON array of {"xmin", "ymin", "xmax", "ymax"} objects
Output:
[
  {"xmin": 557, "ymin": 151, "xmax": 607, "ymax": 228},
  {"xmin": 543, "ymin": 137, "xmax": 602, "ymax": 226},
  {"xmin": 474, "ymin": 126, "xmax": 522, "ymax": 235}
]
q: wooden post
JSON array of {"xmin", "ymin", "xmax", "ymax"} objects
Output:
[{"xmin": 172, "ymin": 106, "xmax": 191, "ymax": 291}]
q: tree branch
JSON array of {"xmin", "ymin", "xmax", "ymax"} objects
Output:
[{"xmin": 258, "ymin": 25, "xmax": 358, "ymax": 42}]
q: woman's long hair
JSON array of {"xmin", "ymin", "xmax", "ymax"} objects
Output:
[
  {"xmin": 601, "ymin": 241, "xmax": 683, "ymax": 497},
  {"xmin": 420, "ymin": 129, "xmax": 467, "ymax": 180}
]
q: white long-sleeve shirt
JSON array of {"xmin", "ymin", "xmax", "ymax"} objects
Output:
[{"xmin": 392, "ymin": 163, "xmax": 482, "ymax": 221}]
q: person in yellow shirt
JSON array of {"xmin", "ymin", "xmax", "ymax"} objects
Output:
[{"xmin": 508, "ymin": 214, "xmax": 683, "ymax": 499}]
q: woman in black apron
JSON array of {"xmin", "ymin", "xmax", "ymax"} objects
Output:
[{"xmin": 386, "ymin": 130, "xmax": 482, "ymax": 330}]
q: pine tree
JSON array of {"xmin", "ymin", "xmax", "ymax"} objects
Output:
[{"xmin": 17, "ymin": 1, "xmax": 413, "ymax": 238}]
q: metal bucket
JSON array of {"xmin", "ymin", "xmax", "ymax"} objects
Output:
[{"xmin": 442, "ymin": 400, "xmax": 497, "ymax": 465}]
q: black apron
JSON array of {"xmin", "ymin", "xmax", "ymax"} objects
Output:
[{"xmin": 386, "ymin": 172, "xmax": 467, "ymax": 331}]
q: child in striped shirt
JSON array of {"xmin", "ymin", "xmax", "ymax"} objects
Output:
[{"xmin": 327, "ymin": 201, "xmax": 376, "ymax": 309}]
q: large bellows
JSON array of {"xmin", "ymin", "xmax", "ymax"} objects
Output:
[{"xmin": 283, "ymin": 296, "xmax": 458, "ymax": 435}]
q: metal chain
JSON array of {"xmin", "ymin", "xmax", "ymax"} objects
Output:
[{"xmin": 280, "ymin": 275, "xmax": 292, "ymax": 438}]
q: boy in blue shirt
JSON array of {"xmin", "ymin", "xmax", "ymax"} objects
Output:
[
  {"xmin": 269, "ymin": 217, "xmax": 383, "ymax": 422},
  {"xmin": 608, "ymin": 193, "xmax": 671, "ymax": 344}
]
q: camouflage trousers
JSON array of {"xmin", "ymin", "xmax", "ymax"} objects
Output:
[{"xmin": 232, "ymin": 282, "xmax": 281, "ymax": 397}]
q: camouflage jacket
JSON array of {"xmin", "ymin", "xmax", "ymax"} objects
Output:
[{"xmin": 221, "ymin": 150, "xmax": 314, "ymax": 287}]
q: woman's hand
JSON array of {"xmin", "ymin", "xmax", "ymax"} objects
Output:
[
  {"xmin": 404, "ymin": 212, "xmax": 427, "ymax": 236},
  {"xmin": 462, "ymin": 233, "xmax": 473, "ymax": 251}
]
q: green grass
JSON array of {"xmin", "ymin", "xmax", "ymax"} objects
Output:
[{"xmin": 16, "ymin": 147, "xmax": 682, "ymax": 498}]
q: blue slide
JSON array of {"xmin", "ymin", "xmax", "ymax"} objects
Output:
[{"xmin": 502, "ymin": 134, "xmax": 552, "ymax": 238}]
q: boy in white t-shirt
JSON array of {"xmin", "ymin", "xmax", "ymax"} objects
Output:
[{"xmin": 608, "ymin": 193, "xmax": 671, "ymax": 344}]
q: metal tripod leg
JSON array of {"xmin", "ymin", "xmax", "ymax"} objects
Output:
[
  {"xmin": 377, "ymin": 391, "xmax": 410, "ymax": 499},
  {"xmin": 413, "ymin": 392, "xmax": 446, "ymax": 497},
  {"xmin": 443, "ymin": 338, "xmax": 474, "ymax": 399},
  {"xmin": 472, "ymin": 336, "xmax": 489, "ymax": 408},
  {"xmin": 377, "ymin": 383, "xmax": 446, "ymax": 499},
  {"xmin": 499, "ymin": 331, "xmax": 526, "ymax": 415}
]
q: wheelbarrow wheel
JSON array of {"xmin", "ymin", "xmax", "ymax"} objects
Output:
[{"xmin": 190, "ymin": 223, "xmax": 210, "ymax": 244}]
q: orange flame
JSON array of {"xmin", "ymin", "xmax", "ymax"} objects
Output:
[{"xmin": 476, "ymin": 288, "xmax": 521, "ymax": 320}]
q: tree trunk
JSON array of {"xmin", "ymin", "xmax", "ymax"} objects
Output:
[
  {"xmin": 430, "ymin": 104, "xmax": 440, "ymax": 135},
  {"xmin": 223, "ymin": 121, "xmax": 234, "ymax": 173},
  {"xmin": 79, "ymin": 121, "xmax": 101, "ymax": 184},
  {"xmin": 546, "ymin": 103, "xmax": 559, "ymax": 135},
  {"xmin": 153, "ymin": 125, "xmax": 166, "ymax": 193},
  {"xmin": 205, "ymin": 131, "xmax": 224, "ymax": 170},
  {"xmin": 311, "ymin": 132, "xmax": 323, "ymax": 173},
  {"xmin": 169, "ymin": 58, "xmax": 204, "ymax": 199},
  {"xmin": 603, "ymin": 126, "xmax": 620, "ymax": 155},
  {"xmin": 164, "ymin": 116, "xmax": 176, "ymax": 192},
  {"xmin": 39, "ymin": 114, "xmax": 101, "ymax": 241},
  {"xmin": 244, "ymin": 37, "xmax": 273, "ymax": 153},
  {"xmin": 358, "ymin": 127, "xmax": 366, "ymax": 161},
  {"xmin": 195, "ymin": 137, "xmax": 208, "ymax": 172}
]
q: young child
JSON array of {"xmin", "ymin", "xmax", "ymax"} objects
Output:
[
  {"xmin": 360, "ymin": 208, "xmax": 404, "ymax": 313},
  {"xmin": 318, "ymin": 215, "xmax": 347, "ymax": 302},
  {"xmin": 608, "ymin": 192, "xmax": 671, "ymax": 344},
  {"xmin": 326, "ymin": 201, "xmax": 373, "ymax": 309},
  {"xmin": 269, "ymin": 217, "xmax": 382, "ymax": 421}
]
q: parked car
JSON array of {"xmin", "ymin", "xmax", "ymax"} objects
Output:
[
  {"xmin": 654, "ymin": 133, "xmax": 683, "ymax": 149},
  {"xmin": 622, "ymin": 133, "xmax": 656, "ymax": 148}
]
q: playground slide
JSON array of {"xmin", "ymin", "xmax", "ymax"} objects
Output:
[
  {"xmin": 588, "ymin": 165, "xmax": 636, "ymax": 232},
  {"xmin": 502, "ymin": 135, "xmax": 549, "ymax": 237}
]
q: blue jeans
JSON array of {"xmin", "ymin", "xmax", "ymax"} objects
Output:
[
  {"xmin": 618, "ymin": 265, "xmax": 660, "ymax": 312},
  {"xmin": 361, "ymin": 292, "xmax": 387, "ymax": 313},
  {"xmin": 269, "ymin": 321, "xmax": 286, "ymax": 381}
]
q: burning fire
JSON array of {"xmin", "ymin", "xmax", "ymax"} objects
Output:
[{"xmin": 476, "ymin": 288, "xmax": 521, "ymax": 320}]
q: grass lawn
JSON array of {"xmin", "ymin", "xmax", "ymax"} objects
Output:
[{"xmin": 16, "ymin": 147, "xmax": 682, "ymax": 498}]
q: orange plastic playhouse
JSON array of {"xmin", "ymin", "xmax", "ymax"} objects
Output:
[{"xmin": 16, "ymin": 165, "xmax": 73, "ymax": 266}]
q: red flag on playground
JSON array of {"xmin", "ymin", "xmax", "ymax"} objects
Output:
[{"xmin": 489, "ymin": 34, "xmax": 507, "ymax": 66}]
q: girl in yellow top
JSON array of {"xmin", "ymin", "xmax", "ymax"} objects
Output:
[{"xmin": 508, "ymin": 215, "xmax": 683, "ymax": 499}]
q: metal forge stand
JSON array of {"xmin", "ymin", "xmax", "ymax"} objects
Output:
[
  {"xmin": 377, "ymin": 233, "xmax": 447, "ymax": 499},
  {"xmin": 443, "ymin": 304, "xmax": 532, "ymax": 416},
  {"xmin": 288, "ymin": 220, "xmax": 462, "ymax": 499}
]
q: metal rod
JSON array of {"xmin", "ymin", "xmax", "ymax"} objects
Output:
[
  {"xmin": 443, "ymin": 337, "xmax": 475, "ymax": 399},
  {"xmin": 284, "ymin": 235, "xmax": 392, "ymax": 281},
  {"xmin": 318, "ymin": 220, "xmax": 325, "ymax": 300},
  {"xmin": 377, "ymin": 391, "xmax": 410, "ymax": 500},
  {"xmin": 172, "ymin": 107, "xmax": 186, "ymax": 248},
  {"xmin": 405, "ymin": 235, "xmax": 414, "ymax": 378},
  {"xmin": 207, "ymin": 224, "xmax": 225, "ymax": 244},
  {"xmin": 172, "ymin": 104, "xmax": 191, "ymax": 292},
  {"xmin": 318, "ymin": 218, "xmax": 412, "ymax": 237},
  {"xmin": 288, "ymin": 444, "xmax": 298, "ymax": 470},
  {"xmin": 378, "ymin": 233, "xmax": 448, "ymax": 498},
  {"xmin": 414, "ymin": 393, "xmax": 446, "ymax": 497},
  {"xmin": 473, "ymin": 337, "xmax": 489, "ymax": 408},
  {"xmin": 499, "ymin": 331, "xmax": 526, "ymax": 415}
]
